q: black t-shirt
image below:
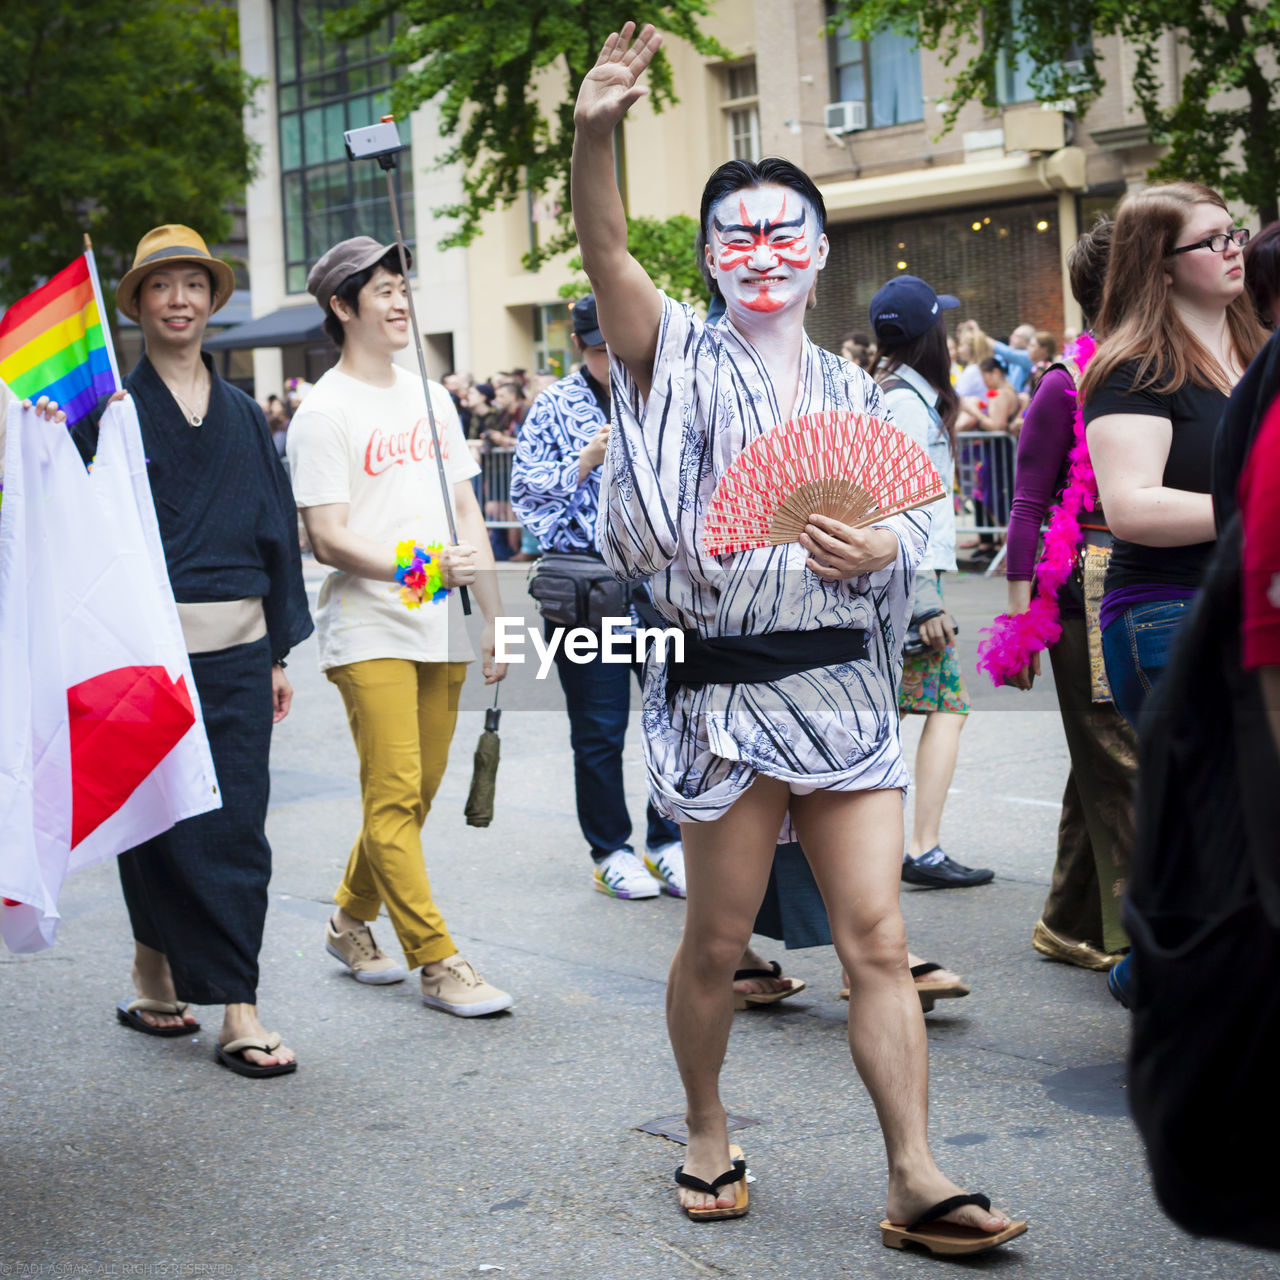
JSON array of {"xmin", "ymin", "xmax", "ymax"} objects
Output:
[{"xmin": 1083, "ymin": 362, "xmax": 1226, "ymax": 592}]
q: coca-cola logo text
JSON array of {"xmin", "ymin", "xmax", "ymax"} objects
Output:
[{"xmin": 363, "ymin": 417, "xmax": 451, "ymax": 477}]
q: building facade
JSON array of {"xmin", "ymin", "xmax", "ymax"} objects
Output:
[
  {"xmin": 238, "ymin": 0, "xmax": 469, "ymax": 396},
  {"xmin": 236, "ymin": 0, "xmax": 1191, "ymax": 390}
]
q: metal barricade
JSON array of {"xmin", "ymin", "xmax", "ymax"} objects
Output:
[
  {"xmin": 476, "ymin": 446, "xmax": 520, "ymax": 528},
  {"xmin": 954, "ymin": 430, "xmax": 1017, "ymax": 576},
  {"xmin": 479, "ymin": 435, "xmax": 1020, "ymax": 571}
]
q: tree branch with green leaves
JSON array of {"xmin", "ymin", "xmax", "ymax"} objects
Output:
[
  {"xmin": 0, "ymin": 0, "xmax": 258, "ymax": 307},
  {"xmin": 829, "ymin": 0, "xmax": 1280, "ymax": 222},
  {"xmin": 558, "ymin": 213, "xmax": 710, "ymax": 305},
  {"xmin": 329, "ymin": 0, "xmax": 729, "ymax": 268}
]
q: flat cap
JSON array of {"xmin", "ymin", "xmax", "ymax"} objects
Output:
[{"xmin": 306, "ymin": 236, "xmax": 411, "ymax": 311}]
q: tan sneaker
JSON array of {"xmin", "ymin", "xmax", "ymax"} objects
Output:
[
  {"xmin": 420, "ymin": 957, "xmax": 513, "ymax": 1017},
  {"xmin": 325, "ymin": 917, "xmax": 408, "ymax": 985}
]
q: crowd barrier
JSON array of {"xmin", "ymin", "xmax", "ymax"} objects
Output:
[
  {"xmin": 953, "ymin": 430, "xmax": 1017, "ymax": 575},
  {"xmin": 476, "ymin": 445, "xmax": 520, "ymax": 529},
  {"xmin": 480, "ymin": 436, "xmax": 1020, "ymax": 572}
]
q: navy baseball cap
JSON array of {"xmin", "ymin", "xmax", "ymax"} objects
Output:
[
  {"xmin": 571, "ymin": 295, "xmax": 604, "ymax": 347},
  {"xmin": 869, "ymin": 275, "xmax": 959, "ymax": 342}
]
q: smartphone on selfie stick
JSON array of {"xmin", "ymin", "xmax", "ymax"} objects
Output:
[{"xmin": 344, "ymin": 117, "xmax": 472, "ymax": 616}]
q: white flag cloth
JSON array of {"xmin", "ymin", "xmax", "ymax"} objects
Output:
[{"xmin": 0, "ymin": 398, "xmax": 219, "ymax": 952}]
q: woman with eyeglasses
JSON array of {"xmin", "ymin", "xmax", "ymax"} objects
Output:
[
  {"xmin": 1083, "ymin": 184, "xmax": 1267, "ymax": 1009},
  {"xmin": 1082, "ymin": 183, "xmax": 1267, "ymax": 735}
]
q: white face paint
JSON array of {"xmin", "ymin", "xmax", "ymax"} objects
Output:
[{"xmin": 705, "ymin": 183, "xmax": 828, "ymax": 325}]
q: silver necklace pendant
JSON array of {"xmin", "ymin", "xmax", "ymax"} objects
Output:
[{"xmin": 166, "ymin": 375, "xmax": 209, "ymax": 428}]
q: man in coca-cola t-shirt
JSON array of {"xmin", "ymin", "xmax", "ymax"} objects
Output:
[{"xmin": 287, "ymin": 236, "xmax": 513, "ymax": 1019}]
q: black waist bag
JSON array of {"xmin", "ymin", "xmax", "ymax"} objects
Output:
[
  {"xmin": 528, "ymin": 552, "xmax": 628, "ymax": 630},
  {"xmin": 1126, "ymin": 514, "xmax": 1280, "ymax": 1250}
]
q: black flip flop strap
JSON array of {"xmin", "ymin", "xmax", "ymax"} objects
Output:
[
  {"xmin": 909, "ymin": 962, "xmax": 943, "ymax": 979},
  {"xmin": 674, "ymin": 1159, "xmax": 746, "ymax": 1194},
  {"xmin": 732, "ymin": 962, "xmax": 782, "ymax": 982},
  {"xmin": 906, "ymin": 1193, "xmax": 991, "ymax": 1232}
]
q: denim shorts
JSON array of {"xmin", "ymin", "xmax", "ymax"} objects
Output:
[{"xmin": 1100, "ymin": 598, "xmax": 1192, "ymax": 729}]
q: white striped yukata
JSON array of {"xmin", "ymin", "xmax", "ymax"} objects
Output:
[{"xmin": 597, "ymin": 294, "xmax": 929, "ymax": 836}]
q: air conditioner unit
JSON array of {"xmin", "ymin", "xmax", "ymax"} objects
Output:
[{"xmin": 824, "ymin": 100, "xmax": 867, "ymax": 135}]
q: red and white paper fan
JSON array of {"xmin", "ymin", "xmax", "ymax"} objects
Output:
[{"xmin": 701, "ymin": 411, "xmax": 946, "ymax": 558}]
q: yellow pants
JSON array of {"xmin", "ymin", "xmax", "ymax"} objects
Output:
[{"xmin": 326, "ymin": 658, "xmax": 468, "ymax": 968}]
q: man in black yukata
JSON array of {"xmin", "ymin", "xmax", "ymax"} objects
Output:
[{"xmin": 73, "ymin": 225, "xmax": 313, "ymax": 1077}]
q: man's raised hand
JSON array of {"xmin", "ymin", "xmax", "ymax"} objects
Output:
[{"xmin": 574, "ymin": 22, "xmax": 663, "ymax": 138}]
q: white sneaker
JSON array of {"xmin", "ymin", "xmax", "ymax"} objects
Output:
[
  {"xmin": 592, "ymin": 848, "xmax": 661, "ymax": 899},
  {"xmin": 644, "ymin": 842, "xmax": 687, "ymax": 898}
]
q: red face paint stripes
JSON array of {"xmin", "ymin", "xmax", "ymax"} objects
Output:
[{"xmin": 709, "ymin": 188, "xmax": 816, "ymax": 315}]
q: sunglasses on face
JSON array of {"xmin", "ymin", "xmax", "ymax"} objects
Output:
[{"xmin": 1170, "ymin": 227, "xmax": 1251, "ymax": 256}]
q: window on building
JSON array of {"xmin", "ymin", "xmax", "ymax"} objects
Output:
[
  {"xmin": 275, "ymin": 0, "xmax": 413, "ymax": 295},
  {"xmin": 996, "ymin": 45, "xmax": 1037, "ymax": 106},
  {"xmin": 828, "ymin": 18, "xmax": 924, "ymax": 129},
  {"xmin": 721, "ymin": 61, "xmax": 761, "ymax": 162},
  {"xmin": 995, "ymin": 0, "xmax": 1091, "ymax": 106},
  {"xmin": 533, "ymin": 302, "xmax": 572, "ymax": 378}
]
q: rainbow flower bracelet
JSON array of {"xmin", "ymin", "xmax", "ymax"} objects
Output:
[{"xmin": 394, "ymin": 539, "xmax": 450, "ymax": 609}]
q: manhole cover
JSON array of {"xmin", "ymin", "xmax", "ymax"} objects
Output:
[{"xmin": 635, "ymin": 1112, "xmax": 762, "ymax": 1145}]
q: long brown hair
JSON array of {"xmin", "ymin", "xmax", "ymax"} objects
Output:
[
  {"xmin": 1082, "ymin": 182, "xmax": 1267, "ymax": 402},
  {"xmin": 873, "ymin": 316, "xmax": 959, "ymax": 453}
]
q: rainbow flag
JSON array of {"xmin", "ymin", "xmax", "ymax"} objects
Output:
[{"xmin": 0, "ymin": 252, "xmax": 120, "ymax": 428}]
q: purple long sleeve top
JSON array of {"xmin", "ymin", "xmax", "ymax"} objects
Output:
[{"xmin": 1006, "ymin": 366, "xmax": 1077, "ymax": 580}]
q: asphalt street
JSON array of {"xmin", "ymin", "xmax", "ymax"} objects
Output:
[{"xmin": 2, "ymin": 562, "xmax": 1277, "ymax": 1280}]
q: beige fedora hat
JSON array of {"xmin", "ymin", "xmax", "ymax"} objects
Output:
[{"xmin": 116, "ymin": 225, "xmax": 237, "ymax": 321}]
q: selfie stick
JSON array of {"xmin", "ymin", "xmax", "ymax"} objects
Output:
[{"xmin": 347, "ymin": 116, "xmax": 471, "ymax": 615}]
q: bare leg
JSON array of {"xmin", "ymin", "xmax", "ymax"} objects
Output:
[
  {"xmin": 907, "ymin": 711, "xmax": 965, "ymax": 859},
  {"xmin": 792, "ymin": 788, "xmax": 1010, "ymax": 1234},
  {"xmin": 669, "ymin": 776, "xmax": 790, "ymax": 1212},
  {"xmin": 130, "ymin": 942, "xmax": 196, "ymax": 1030},
  {"xmin": 841, "ymin": 953, "xmax": 965, "ymax": 993}
]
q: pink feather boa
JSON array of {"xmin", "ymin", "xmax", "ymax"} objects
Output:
[{"xmin": 976, "ymin": 334, "xmax": 1098, "ymax": 686}]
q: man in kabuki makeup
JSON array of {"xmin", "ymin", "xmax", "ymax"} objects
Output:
[{"xmin": 571, "ymin": 23, "xmax": 1025, "ymax": 1254}]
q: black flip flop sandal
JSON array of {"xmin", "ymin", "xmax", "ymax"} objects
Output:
[
  {"xmin": 115, "ymin": 998, "xmax": 200, "ymax": 1037},
  {"xmin": 910, "ymin": 961, "xmax": 970, "ymax": 1000},
  {"xmin": 733, "ymin": 961, "xmax": 806, "ymax": 1010},
  {"xmin": 675, "ymin": 1145, "xmax": 749, "ymax": 1221},
  {"xmin": 881, "ymin": 1193, "xmax": 1027, "ymax": 1255},
  {"xmin": 214, "ymin": 1033, "xmax": 297, "ymax": 1078}
]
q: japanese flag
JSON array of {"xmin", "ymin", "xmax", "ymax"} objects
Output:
[{"xmin": 0, "ymin": 397, "xmax": 220, "ymax": 952}]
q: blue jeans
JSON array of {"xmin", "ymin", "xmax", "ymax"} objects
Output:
[
  {"xmin": 550, "ymin": 623, "xmax": 680, "ymax": 861},
  {"xmin": 1101, "ymin": 599, "xmax": 1192, "ymax": 729}
]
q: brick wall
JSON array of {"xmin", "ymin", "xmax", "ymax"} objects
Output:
[{"xmin": 809, "ymin": 197, "xmax": 1065, "ymax": 349}]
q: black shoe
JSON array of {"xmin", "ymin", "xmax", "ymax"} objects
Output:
[{"xmin": 901, "ymin": 849, "xmax": 994, "ymax": 889}]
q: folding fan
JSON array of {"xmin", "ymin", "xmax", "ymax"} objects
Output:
[{"xmin": 701, "ymin": 411, "xmax": 945, "ymax": 558}]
